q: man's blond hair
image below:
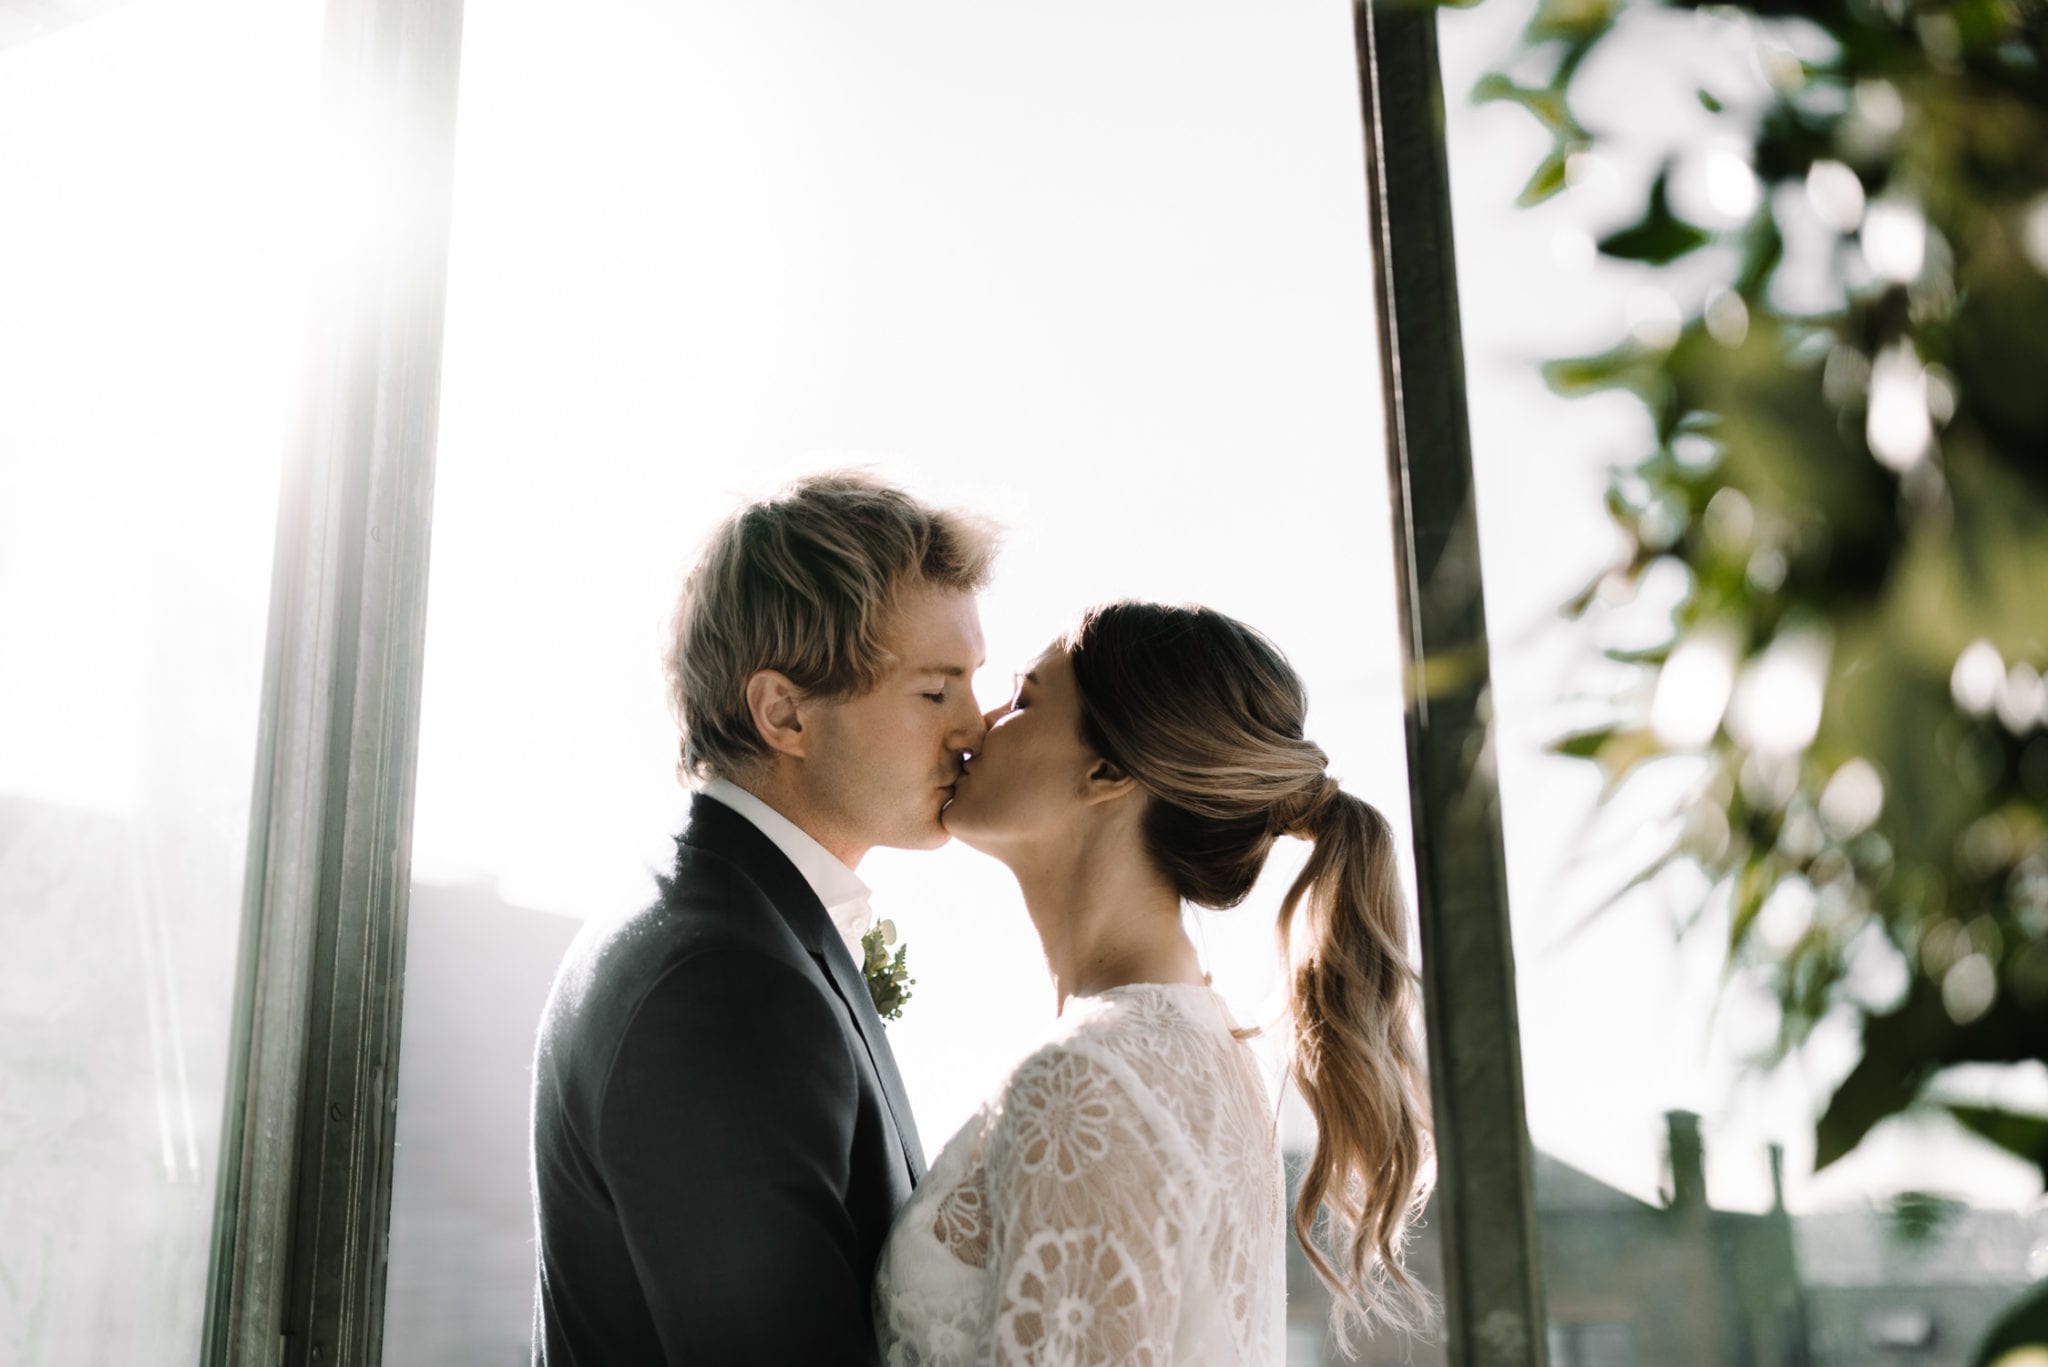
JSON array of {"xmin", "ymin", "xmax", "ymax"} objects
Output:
[{"xmin": 666, "ymin": 471, "xmax": 997, "ymax": 781}]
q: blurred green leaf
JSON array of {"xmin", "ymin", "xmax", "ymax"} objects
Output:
[
  {"xmin": 1472, "ymin": 71, "xmax": 1518, "ymax": 105},
  {"xmin": 1726, "ymin": 853, "xmax": 1778, "ymax": 955},
  {"xmin": 1815, "ymin": 986, "xmax": 1949, "ymax": 1171},
  {"xmin": 1552, "ymin": 726, "xmax": 1619, "ymax": 760},
  {"xmin": 1562, "ymin": 570, "xmax": 1608, "ymax": 617},
  {"xmin": 1946, "ymin": 1105, "xmax": 2048, "ymax": 1182},
  {"xmin": 1543, "ymin": 342, "xmax": 1662, "ymax": 398},
  {"xmin": 1816, "ymin": 971, "xmax": 2048, "ymax": 1170},
  {"xmin": 1594, "ymin": 728, "xmax": 1665, "ymax": 795},
  {"xmin": 1519, "ymin": 148, "xmax": 1574, "ymax": 207},
  {"xmin": 1597, "ymin": 170, "xmax": 1712, "ymax": 264},
  {"xmin": 1526, "ymin": 0, "xmax": 1614, "ymax": 44},
  {"xmin": 1472, "ymin": 73, "xmax": 1585, "ymax": 139},
  {"xmin": 1731, "ymin": 205, "xmax": 1784, "ymax": 299}
]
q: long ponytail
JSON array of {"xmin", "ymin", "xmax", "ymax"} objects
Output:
[{"xmin": 1276, "ymin": 781, "xmax": 1436, "ymax": 1344}]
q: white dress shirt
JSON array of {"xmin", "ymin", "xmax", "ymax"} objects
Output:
[{"xmin": 700, "ymin": 777, "xmax": 874, "ymax": 962}]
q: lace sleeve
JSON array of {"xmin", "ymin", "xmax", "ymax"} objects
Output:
[{"xmin": 978, "ymin": 1046, "xmax": 1189, "ymax": 1367}]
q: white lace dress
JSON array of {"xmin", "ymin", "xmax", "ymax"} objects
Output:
[{"xmin": 873, "ymin": 982, "xmax": 1285, "ymax": 1366}]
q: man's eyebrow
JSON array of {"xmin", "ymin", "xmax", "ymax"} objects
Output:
[
  {"xmin": 914, "ymin": 664, "xmax": 972, "ymax": 677},
  {"xmin": 1023, "ymin": 670, "xmax": 1039, "ymax": 684}
]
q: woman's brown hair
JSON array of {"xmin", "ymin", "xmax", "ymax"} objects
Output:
[{"xmin": 1062, "ymin": 601, "xmax": 1436, "ymax": 1343}]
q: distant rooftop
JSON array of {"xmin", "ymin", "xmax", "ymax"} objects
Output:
[{"xmin": 1532, "ymin": 1151, "xmax": 1660, "ymax": 1215}]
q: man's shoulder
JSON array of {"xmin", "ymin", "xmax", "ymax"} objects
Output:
[{"xmin": 538, "ymin": 844, "xmax": 817, "ymax": 1056}]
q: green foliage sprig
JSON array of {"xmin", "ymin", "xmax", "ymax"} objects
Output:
[
  {"xmin": 862, "ymin": 919, "xmax": 915, "ymax": 1023},
  {"xmin": 1494, "ymin": 0, "xmax": 2048, "ymax": 1179}
]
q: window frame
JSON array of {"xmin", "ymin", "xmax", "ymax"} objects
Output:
[
  {"xmin": 1350, "ymin": 3, "xmax": 1551, "ymax": 1364},
  {"xmin": 200, "ymin": 0, "xmax": 467, "ymax": 1363}
]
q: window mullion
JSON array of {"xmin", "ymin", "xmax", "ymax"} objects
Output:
[
  {"xmin": 1351, "ymin": 3, "xmax": 1551, "ymax": 1363},
  {"xmin": 202, "ymin": 1, "xmax": 466, "ymax": 1363}
]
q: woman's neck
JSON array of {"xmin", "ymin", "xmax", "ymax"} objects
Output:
[{"xmin": 1002, "ymin": 821, "xmax": 1207, "ymax": 1014}]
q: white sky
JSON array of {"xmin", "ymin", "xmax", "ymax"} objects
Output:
[{"xmin": 3, "ymin": 0, "xmax": 2040, "ymax": 1221}]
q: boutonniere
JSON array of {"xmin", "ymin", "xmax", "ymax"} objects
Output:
[{"xmin": 860, "ymin": 919, "xmax": 914, "ymax": 1023}]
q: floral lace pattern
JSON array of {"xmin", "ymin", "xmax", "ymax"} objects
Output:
[{"xmin": 874, "ymin": 984, "xmax": 1284, "ymax": 1366}]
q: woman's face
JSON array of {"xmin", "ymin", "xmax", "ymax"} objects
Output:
[{"xmin": 940, "ymin": 645, "xmax": 1103, "ymax": 852}]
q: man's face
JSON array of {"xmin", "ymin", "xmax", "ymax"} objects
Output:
[{"xmin": 800, "ymin": 586, "xmax": 987, "ymax": 862}]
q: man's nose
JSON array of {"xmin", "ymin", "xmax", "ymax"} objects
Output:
[{"xmin": 957, "ymin": 701, "xmax": 990, "ymax": 751}]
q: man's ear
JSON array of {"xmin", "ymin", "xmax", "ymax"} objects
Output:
[
  {"xmin": 745, "ymin": 670, "xmax": 808, "ymax": 760},
  {"xmin": 1079, "ymin": 755, "xmax": 1140, "ymax": 806}
]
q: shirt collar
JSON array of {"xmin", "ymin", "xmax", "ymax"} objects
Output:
[{"xmin": 699, "ymin": 777, "xmax": 872, "ymax": 956}]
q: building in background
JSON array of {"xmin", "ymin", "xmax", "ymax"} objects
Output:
[{"xmin": 1288, "ymin": 1112, "xmax": 2037, "ymax": 1367}]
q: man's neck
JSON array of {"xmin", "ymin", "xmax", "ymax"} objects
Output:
[{"xmin": 712, "ymin": 770, "xmax": 868, "ymax": 869}]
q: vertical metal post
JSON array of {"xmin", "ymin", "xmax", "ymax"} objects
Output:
[
  {"xmin": 1349, "ymin": 3, "xmax": 1549, "ymax": 1364},
  {"xmin": 202, "ymin": 0, "xmax": 464, "ymax": 1362}
]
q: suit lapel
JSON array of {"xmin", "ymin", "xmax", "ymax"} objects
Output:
[
  {"xmin": 809, "ymin": 931, "xmax": 927, "ymax": 1182},
  {"xmin": 679, "ymin": 796, "xmax": 928, "ymax": 1183}
]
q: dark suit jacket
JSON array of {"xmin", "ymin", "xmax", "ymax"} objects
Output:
[{"xmin": 530, "ymin": 795, "xmax": 926, "ymax": 1365}]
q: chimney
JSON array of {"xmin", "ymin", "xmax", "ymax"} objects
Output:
[{"xmin": 1666, "ymin": 1110, "xmax": 1707, "ymax": 1212}]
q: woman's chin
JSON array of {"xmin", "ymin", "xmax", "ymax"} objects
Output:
[{"xmin": 939, "ymin": 800, "xmax": 994, "ymax": 851}]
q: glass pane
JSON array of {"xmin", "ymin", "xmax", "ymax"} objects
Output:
[
  {"xmin": 1440, "ymin": 1, "xmax": 2048, "ymax": 1365},
  {"xmin": 0, "ymin": 4, "xmax": 322, "ymax": 1364},
  {"xmin": 388, "ymin": 3, "xmax": 1439, "ymax": 1364}
]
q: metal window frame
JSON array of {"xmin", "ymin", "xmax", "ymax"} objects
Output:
[
  {"xmin": 1353, "ymin": 3, "xmax": 1550, "ymax": 1364},
  {"xmin": 196, "ymin": 2, "xmax": 1546, "ymax": 1364},
  {"xmin": 201, "ymin": 0, "xmax": 466, "ymax": 1363}
]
